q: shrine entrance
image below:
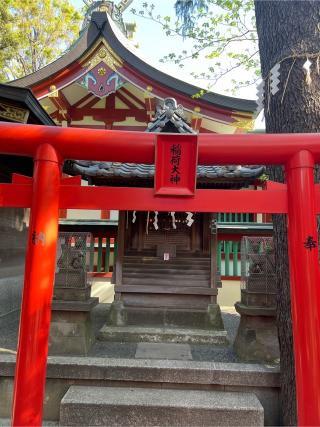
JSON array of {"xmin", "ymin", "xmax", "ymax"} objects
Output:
[
  {"xmin": 128, "ymin": 211, "xmax": 207, "ymax": 254},
  {"xmin": 144, "ymin": 212, "xmax": 192, "ymax": 252},
  {"xmin": 0, "ymin": 123, "xmax": 320, "ymax": 426}
]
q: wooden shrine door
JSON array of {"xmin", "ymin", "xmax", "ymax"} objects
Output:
[{"xmin": 143, "ymin": 212, "xmax": 192, "ymax": 251}]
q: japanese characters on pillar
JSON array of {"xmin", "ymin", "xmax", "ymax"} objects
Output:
[{"xmin": 155, "ymin": 134, "xmax": 198, "ymax": 196}]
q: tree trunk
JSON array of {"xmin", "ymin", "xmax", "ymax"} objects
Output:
[{"xmin": 254, "ymin": 1, "xmax": 320, "ymax": 425}]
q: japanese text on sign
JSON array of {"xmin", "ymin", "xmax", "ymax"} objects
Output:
[{"xmin": 170, "ymin": 144, "xmax": 181, "ymax": 185}]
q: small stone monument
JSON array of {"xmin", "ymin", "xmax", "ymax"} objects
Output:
[
  {"xmin": 49, "ymin": 232, "xmax": 98, "ymax": 355},
  {"xmin": 234, "ymin": 236, "xmax": 279, "ymax": 362}
]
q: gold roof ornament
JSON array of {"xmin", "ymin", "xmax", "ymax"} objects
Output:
[
  {"xmin": 231, "ymin": 115, "xmax": 255, "ymax": 131},
  {"xmin": 81, "ymin": 41, "xmax": 123, "ymax": 71},
  {"xmin": 0, "ymin": 102, "xmax": 29, "ymax": 123}
]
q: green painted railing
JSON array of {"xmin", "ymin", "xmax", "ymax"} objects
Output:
[
  {"xmin": 217, "ymin": 240, "xmax": 241, "ymax": 278},
  {"xmin": 216, "ymin": 212, "xmax": 253, "ymax": 277},
  {"xmin": 217, "ymin": 212, "xmax": 253, "ymax": 222},
  {"xmin": 90, "ymin": 237, "xmax": 116, "ymax": 273},
  {"xmin": 97, "ymin": 237, "xmax": 103, "ymax": 272},
  {"xmin": 105, "ymin": 238, "xmax": 110, "ymax": 273}
]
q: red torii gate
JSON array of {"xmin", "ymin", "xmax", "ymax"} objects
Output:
[{"xmin": 0, "ymin": 122, "xmax": 320, "ymax": 426}]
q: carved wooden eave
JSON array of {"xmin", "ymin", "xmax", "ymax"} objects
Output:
[
  {"xmin": 0, "ymin": 83, "xmax": 55, "ymax": 125},
  {"xmin": 8, "ymin": 11, "xmax": 256, "ymax": 133}
]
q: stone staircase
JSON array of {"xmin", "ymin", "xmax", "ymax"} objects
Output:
[
  {"xmin": 118, "ymin": 255, "xmax": 214, "ymax": 310},
  {"xmin": 0, "ymin": 354, "xmax": 280, "ymax": 425},
  {"xmin": 100, "ymin": 254, "xmax": 226, "ymax": 344},
  {"xmin": 122, "ymin": 254, "xmax": 211, "ymax": 286},
  {"xmin": 60, "ymin": 386, "xmax": 264, "ymax": 426}
]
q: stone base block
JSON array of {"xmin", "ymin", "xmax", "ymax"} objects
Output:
[
  {"xmin": 53, "ymin": 286, "xmax": 91, "ymax": 302},
  {"xmin": 49, "ymin": 298, "xmax": 98, "ymax": 356},
  {"xmin": 98, "ymin": 325, "xmax": 228, "ymax": 345},
  {"xmin": 106, "ymin": 301, "xmax": 224, "ymax": 330},
  {"xmin": 206, "ymin": 304, "xmax": 224, "ymax": 329},
  {"xmin": 107, "ymin": 300, "xmax": 127, "ymax": 326},
  {"xmin": 60, "ymin": 386, "xmax": 264, "ymax": 426},
  {"xmin": 233, "ymin": 302, "xmax": 280, "ymax": 363}
]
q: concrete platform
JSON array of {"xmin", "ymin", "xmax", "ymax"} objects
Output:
[
  {"xmin": 98, "ymin": 325, "xmax": 228, "ymax": 345},
  {"xmin": 0, "ymin": 354, "xmax": 280, "ymax": 425},
  {"xmin": 60, "ymin": 386, "xmax": 264, "ymax": 426}
]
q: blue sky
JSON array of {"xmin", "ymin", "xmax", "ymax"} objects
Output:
[{"xmin": 69, "ymin": 0, "xmax": 258, "ymax": 101}]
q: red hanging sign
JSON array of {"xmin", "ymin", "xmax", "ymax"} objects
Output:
[{"xmin": 155, "ymin": 134, "xmax": 198, "ymax": 196}]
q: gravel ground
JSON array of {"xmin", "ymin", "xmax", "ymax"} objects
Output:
[{"xmin": 0, "ymin": 303, "xmax": 240, "ymax": 362}]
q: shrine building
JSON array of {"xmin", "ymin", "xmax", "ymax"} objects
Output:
[
  {"xmin": 4, "ymin": 1, "xmax": 268, "ymax": 334},
  {"xmin": 0, "ymin": 5, "xmax": 288, "ymax": 425}
]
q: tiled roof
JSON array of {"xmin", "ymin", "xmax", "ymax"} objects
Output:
[
  {"xmin": 146, "ymin": 98, "xmax": 196, "ymax": 134},
  {"xmin": 70, "ymin": 98, "xmax": 264, "ymax": 181},
  {"xmin": 72, "ymin": 161, "xmax": 264, "ymax": 180}
]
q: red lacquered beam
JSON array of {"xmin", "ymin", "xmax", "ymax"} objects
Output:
[
  {"xmin": 59, "ymin": 186, "xmax": 288, "ymax": 214},
  {"xmin": 2, "ymin": 123, "xmax": 320, "ymax": 164},
  {"xmin": 5, "ymin": 181, "xmax": 320, "ymax": 216},
  {"xmin": 0, "ymin": 183, "xmax": 32, "ymax": 207},
  {"xmin": 0, "ymin": 183, "xmax": 287, "ymax": 213},
  {"xmin": 0, "ymin": 123, "xmax": 155, "ymax": 163}
]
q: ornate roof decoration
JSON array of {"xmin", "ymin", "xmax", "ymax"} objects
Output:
[
  {"xmin": 0, "ymin": 84, "xmax": 55, "ymax": 125},
  {"xmin": 82, "ymin": 1, "xmax": 134, "ymax": 37},
  {"xmin": 78, "ymin": 40, "xmax": 125, "ymax": 98},
  {"xmin": 0, "ymin": 102, "xmax": 29, "ymax": 124},
  {"xmin": 9, "ymin": 12, "xmax": 256, "ymax": 117},
  {"xmin": 81, "ymin": 43, "xmax": 123, "ymax": 71},
  {"xmin": 231, "ymin": 114, "xmax": 255, "ymax": 131},
  {"xmin": 78, "ymin": 68, "xmax": 125, "ymax": 98},
  {"xmin": 146, "ymin": 98, "xmax": 196, "ymax": 134}
]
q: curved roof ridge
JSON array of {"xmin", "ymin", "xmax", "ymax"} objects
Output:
[{"xmin": 8, "ymin": 11, "xmax": 257, "ymax": 113}]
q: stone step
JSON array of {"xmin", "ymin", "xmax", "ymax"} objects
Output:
[
  {"xmin": 124, "ymin": 255, "xmax": 210, "ymax": 260},
  {"xmin": 115, "ymin": 285, "xmax": 215, "ymax": 295},
  {"xmin": 124, "ymin": 258, "xmax": 210, "ymax": 262},
  {"xmin": 124, "ymin": 261, "xmax": 209, "ymax": 265},
  {"xmin": 123, "ymin": 267, "xmax": 210, "ymax": 274},
  {"xmin": 122, "ymin": 277, "xmax": 210, "ymax": 287},
  {"xmin": 60, "ymin": 386, "xmax": 264, "ymax": 426},
  {"xmin": 123, "ymin": 265, "xmax": 210, "ymax": 271},
  {"xmin": 98, "ymin": 325, "xmax": 228, "ymax": 345},
  {"xmin": 122, "ymin": 272, "xmax": 210, "ymax": 280},
  {"xmin": 123, "ymin": 258, "xmax": 210, "ymax": 265},
  {"xmin": 123, "ymin": 269, "xmax": 210, "ymax": 274}
]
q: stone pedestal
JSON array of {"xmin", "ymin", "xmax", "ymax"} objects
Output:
[
  {"xmin": 49, "ymin": 235, "xmax": 98, "ymax": 355},
  {"xmin": 233, "ymin": 302, "xmax": 279, "ymax": 363},
  {"xmin": 49, "ymin": 298, "xmax": 98, "ymax": 355},
  {"xmin": 235, "ymin": 238, "xmax": 279, "ymax": 363}
]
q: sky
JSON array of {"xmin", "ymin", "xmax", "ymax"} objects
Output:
[{"xmin": 69, "ymin": 0, "xmax": 258, "ymax": 98}]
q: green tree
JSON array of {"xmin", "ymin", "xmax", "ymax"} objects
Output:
[
  {"xmin": 0, "ymin": 0, "xmax": 82, "ymax": 82},
  {"xmin": 131, "ymin": 0, "xmax": 259, "ymax": 93},
  {"xmin": 0, "ymin": 1, "xmax": 17, "ymax": 81}
]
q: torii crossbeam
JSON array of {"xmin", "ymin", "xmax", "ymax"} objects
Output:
[{"xmin": 0, "ymin": 123, "xmax": 319, "ymax": 426}]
